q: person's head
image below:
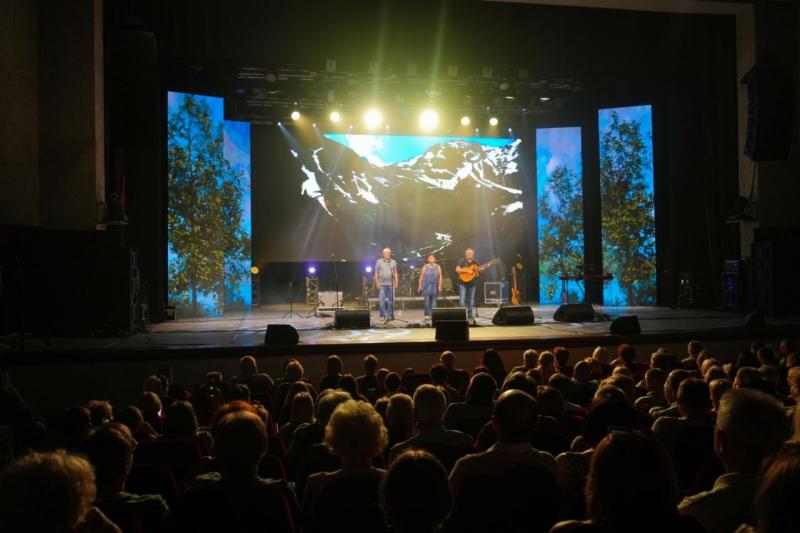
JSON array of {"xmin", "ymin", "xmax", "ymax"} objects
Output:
[
  {"xmin": 617, "ymin": 344, "xmax": 636, "ymax": 366},
  {"xmin": 115, "ymin": 405, "xmax": 146, "ymax": 436},
  {"xmin": 586, "ymin": 431, "xmax": 678, "ymax": 526},
  {"xmin": 522, "ymin": 349, "xmax": 539, "ymax": 369},
  {"xmin": 376, "ymin": 368, "xmax": 390, "ymax": 386},
  {"xmin": 704, "ymin": 365, "xmax": 726, "ymax": 383},
  {"xmin": 734, "ymin": 366, "xmax": 773, "ymax": 394},
  {"xmin": 650, "ymin": 351, "xmax": 674, "ymax": 372},
  {"xmin": 84, "ymin": 423, "xmax": 135, "ymax": 495},
  {"xmin": 286, "ymin": 360, "xmax": 304, "ymax": 382},
  {"xmin": 143, "ymin": 374, "xmax": 164, "ymax": 398},
  {"xmin": 427, "ymin": 253, "xmax": 436, "ymax": 265},
  {"xmin": 481, "ymin": 349, "xmax": 506, "ymax": 376},
  {"xmin": 429, "ymin": 364, "xmax": 448, "ymax": 386},
  {"xmin": 85, "ymin": 400, "xmax": 113, "ymax": 427},
  {"xmin": 288, "ymin": 391, "xmax": 315, "ymax": 427},
  {"xmin": 386, "ymin": 393, "xmax": 414, "ymax": 430},
  {"xmin": 381, "ymin": 450, "xmax": 452, "ymax": 533},
  {"xmin": 788, "ymin": 367, "xmax": 800, "ymax": 401},
  {"xmin": 644, "ymin": 368, "xmax": 667, "ymax": 394},
  {"xmin": 163, "ymin": 400, "xmax": 199, "ymax": 438},
  {"xmin": 325, "ymin": 355, "xmax": 343, "ymax": 377},
  {"xmin": 538, "ymin": 351, "xmax": 556, "ymax": 371},
  {"xmin": 464, "ymin": 248, "xmax": 474, "ymax": 261},
  {"xmin": 593, "ymin": 384, "xmax": 627, "ymax": 405},
  {"xmin": 213, "ymin": 410, "xmax": 267, "ymax": 480},
  {"xmin": 412, "ymin": 385, "xmax": 447, "ymax": 428},
  {"xmin": 757, "ymin": 346, "xmax": 778, "ymax": 367},
  {"xmin": 699, "ymin": 358, "xmax": 718, "ymax": 377},
  {"xmin": 675, "ymin": 378, "xmax": 711, "ymax": 418},
  {"xmin": 316, "ymin": 389, "xmax": 352, "ymax": 428},
  {"xmin": 383, "ymin": 247, "xmax": 392, "ymax": 260},
  {"xmin": 696, "ymin": 349, "xmax": 713, "ymax": 371},
  {"xmin": 363, "ymin": 354, "xmax": 379, "ymax": 375},
  {"xmin": 59, "ymin": 406, "xmax": 92, "ymax": 449},
  {"xmin": 715, "ymin": 388, "xmax": 790, "ymax": 473},
  {"xmin": 573, "ymin": 360, "xmax": 591, "ymax": 383},
  {"xmin": 465, "ymin": 372, "xmax": 497, "ymax": 405},
  {"xmin": 611, "ymin": 366, "xmax": 632, "ymax": 379},
  {"xmin": 239, "ymin": 355, "xmax": 258, "ymax": 377},
  {"xmin": 137, "ymin": 391, "xmax": 162, "ymax": 418},
  {"xmin": 338, "ymin": 374, "xmax": 360, "ymax": 399},
  {"xmin": 592, "ymin": 346, "xmax": 610, "ymax": 365},
  {"xmin": 493, "ymin": 390, "xmax": 538, "ymax": 443},
  {"xmin": 0, "ymin": 451, "xmax": 96, "ymax": 531},
  {"xmin": 752, "ymin": 444, "xmax": 800, "ymax": 533},
  {"xmin": 780, "ymin": 338, "xmax": 798, "ymax": 356},
  {"xmin": 604, "ymin": 375, "xmax": 636, "ymax": 406},
  {"xmin": 501, "ymin": 371, "xmax": 537, "ymax": 396},
  {"xmin": 688, "ymin": 340, "xmax": 704, "ymax": 358},
  {"xmin": 664, "ymin": 369, "xmax": 691, "ymax": 404},
  {"xmin": 536, "ymin": 385, "xmax": 565, "ymax": 418},
  {"xmin": 325, "ymin": 400, "xmax": 388, "ymax": 466},
  {"xmin": 548, "ymin": 373, "xmax": 572, "ymax": 400},
  {"xmin": 709, "ymin": 379, "xmax": 732, "ymax": 411},
  {"xmin": 440, "ymin": 350, "xmax": 456, "ymax": 369},
  {"xmin": 385, "ymin": 372, "xmax": 401, "ymax": 393},
  {"xmin": 553, "ymin": 346, "xmax": 571, "ymax": 368}
]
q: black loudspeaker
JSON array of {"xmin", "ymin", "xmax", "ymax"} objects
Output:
[
  {"xmin": 610, "ymin": 315, "xmax": 641, "ymax": 335},
  {"xmin": 265, "ymin": 324, "xmax": 299, "ymax": 346},
  {"xmin": 436, "ymin": 320, "xmax": 469, "ymax": 342},
  {"xmin": 553, "ymin": 303, "xmax": 595, "ymax": 323},
  {"xmin": 742, "ymin": 66, "xmax": 794, "ymax": 161},
  {"xmin": 744, "ymin": 310, "xmax": 766, "ymax": 328},
  {"xmin": 432, "ymin": 307, "xmax": 467, "ymax": 327},
  {"xmin": 334, "ymin": 309, "xmax": 371, "ymax": 329},
  {"xmin": 492, "ymin": 305, "xmax": 535, "ymax": 326}
]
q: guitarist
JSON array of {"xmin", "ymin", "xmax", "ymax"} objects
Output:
[{"xmin": 455, "ymin": 248, "xmax": 482, "ymax": 322}]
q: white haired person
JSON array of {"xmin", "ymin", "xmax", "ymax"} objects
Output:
[{"xmin": 374, "ymin": 247, "xmax": 398, "ymax": 323}]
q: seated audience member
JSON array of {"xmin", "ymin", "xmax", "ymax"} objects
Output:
[
  {"xmin": 779, "ymin": 338, "xmax": 799, "ymax": 369},
  {"xmin": 635, "ymin": 368, "xmax": 668, "ymax": 411},
  {"xmin": 734, "ymin": 366, "xmax": 773, "ymax": 394},
  {"xmin": 233, "ymin": 355, "xmax": 274, "ymax": 394},
  {"xmin": 0, "ymin": 451, "xmax": 120, "ymax": 533},
  {"xmin": 143, "ymin": 374, "xmax": 166, "ymax": 401},
  {"xmin": 756, "ymin": 346, "xmax": 779, "ymax": 369},
  {"xmin": 704, "ymin": 365, "xmax": 727, "ymax": 384},
  {"xmin": 301, "ymin": 400, "xmax": 388, "ymax": 527},
  {"xmin": 430, "ymin": 363, "xmax": 459, "ymax": 402},
  {"xmin": 162, "ymin": 400, "xmax": 212, "ymax": 454},
  {"xmin": 511, "ymin": 348, "xmax": 540, "ymax": 374},
  {"xmin": 682, "ymin": 340, "xmax": 705, "ymax": 370},
  {"xmin": 389, "ymin": 385, "xmax": 473, "ymax": 461},
  {"xmin": 612, "ymin": 343, "xmax": 647, "ymax": 377},
  {"xmin": 569, "ymin": 360, "xmax": 598, "ymax": 407},
  {"xmin": 475, "ymin": 372, "xmax": 539, "ymax": 451},
  {"xmin": 384, "ymin": 394, "xmax": 414, "ymax": 453},
  {"xmin": 736, "ymin": 351, "xmax": 761, "ymax": 371},
  {"xmin": 582, "ymin": 386, "xmax": 643, "ymax": 447},
  {"xmin": 116, "ymin": 405, "xmax": 158, "ymax": 442},
  {"xmin": 86, "ymin": 423, "xmax": 171, "ymax": 532},
  {"xmin": 338, "ymin": 373, "xmax": 368, "ymax": 402},
  {"xmin": 56, "ymin": 405, "xmax": 94, "ymax": 451},
  {"xmin": 319, "ymin": 355, "xmax": 343, "ymax": 392},
  {"xmin": 603, "ymin": 374, "xmax": 637, "ymax": 407},
  {"xmin": 440, "ymin": 350, "xmax": 470, "ymax": 394},
  {"xmin": 678, "ymin": 388, "xmax": 790, "ymax": 532},
  {"xmin": 376, "ymin": 368, "xmax": 390, "ymax": 394},
  {"xmin": 554, "ymin": 346, "xmax": 574, "ymax": 377},
  {"xmin": 384, "ymin": 371, "xmax": 402, "ymax": 397},
  {"xmin": 551, "ymin": 431, "xmax": 704, "ymax": 533},
  {"xmin": 481, "ymin": 349, "xmax": 508, "ymax": 388},
  {"xmin": 450, "ymin": 390, "xmax": 556, "ymax": 494},
  {"xmin": 381, "ymin": 450, "xmax": 452, "ymax": 533},
  {"xmin": 286, "ymin": 389, "xmax": 351, "ymax": 478},
  {"xmin": 788, "ymin": 367, "xmax": 800, "ymax": 407},
  {"xmin": 86, "ymin": 400, "xmax": 114, "ymax": 427},
  {"xmin": 279, "ymin": 391, "xmax": 315, "ymax": 445},
  {"xmin": 443, "ymin": 373, "xmax": 497, "ymax": 438},
  {"xmin": 651, "ymin": 348, "xmax": 679, "ymax": 373},
  {"xmin": 533, "ymin": 351, "xmax": 559, "ymax": 384},
  {"xmin": 277, "ymin": 381, "xmax": 313, "ymax": 426},
  {"xmin": 590, "ymin": 346, "xmax": 613, "ymax": 379},
  {"xmin": 709, "ymin": 379, "xmax": 732, "ymax": 414},
  {"xmin": 272, "ymin": 359, "xmax": 306, "ymax": 417},
  {"xmin": 651, "ymin": 369, "xmax": 692, "ymax": 419},
  {"xmin": 741, "ymin": 444, "xmax": 800, "ymax": 533},
  {"xmin": 548, "ymin": 374, "xmax": 586, "ymax": 417},
  {"xmin": 652, "ymin": 378, "xmax": 713, "ymax": 451},
  {"xmin": 137, "ymin": 391, "xmax": 164, "ymax": 434},
  {"xmin": 356, "ymin": 354, "xmax": 381, "ymax": 396}
]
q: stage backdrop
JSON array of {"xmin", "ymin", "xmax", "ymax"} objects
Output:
[{"xmin": 167, "ymin": 92, "xmax": 252, "ymax": 317}]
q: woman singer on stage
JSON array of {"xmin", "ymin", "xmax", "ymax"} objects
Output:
[{"xmin": 418, "ymin": 253, "xmax": 443, "ymax": 321}]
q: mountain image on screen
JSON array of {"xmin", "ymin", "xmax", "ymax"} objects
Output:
[{"xmin": 288, "ymin": 134, "xmax": 523, "ymax": 261}]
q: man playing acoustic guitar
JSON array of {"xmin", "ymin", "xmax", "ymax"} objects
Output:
[{"xmin": 455, "ymin": 248, "xmax": 496, "ymax": 322}]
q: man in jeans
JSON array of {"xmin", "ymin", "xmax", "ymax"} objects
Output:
[
  {"xmin": 374, "ymin": 247, "xmax": 398, "ymax": 323},
  {"xmin": 456, "ymin": 248, "xmax": 481, "ymax": 322}
]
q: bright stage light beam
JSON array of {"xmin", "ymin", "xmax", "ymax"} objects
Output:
[
  {"xmin": 291, "ymin": 110, "xmax": 301, "ymax": 121},
  {"xmin": 363, "ymin": 108, "xmax": 383, "ymax": 130},
  {"xmin": 419, "ymin": 109, "xmax": 439, "ymax": 131},
  {"xmin": 307, "ymin": 266, "xmax": 317, "ymax": 275},
  {"xmin": 329, "ymin": 111, "xmax": 341, "ymax": 123},
  {"xmin": 489, "ymin": 116, "xmax": 499, "ymax": 127},
  {"xmin": 365, "ymin": 266, "xmax": 373, "ymax": 274},
  {"xmin": 460, "ymin": 115, "xmax": 471, "ymax": 126},
  {"xmin": 250, "ymin": 266, "xmax": 260, "ymax": 275}
]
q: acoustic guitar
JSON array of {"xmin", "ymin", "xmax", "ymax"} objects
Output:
[{"xmin": 458, "ymin": 258, "xmax": 499, "ymax": 284}]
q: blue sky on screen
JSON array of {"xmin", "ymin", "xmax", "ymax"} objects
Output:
[
  {"xmin": 598, "ymin": 105, "xmax": 654, "ymax": 190},
  {"xmin": 535, "ymin": 127, "xmax": 582, "ymax": 199},
  {"xmin": 323, "ymin": 133, "xmax": 517, "ymax": 166}
]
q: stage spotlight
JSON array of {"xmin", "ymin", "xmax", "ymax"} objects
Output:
[
  {"xmin": 365, "ymin": 266, "xmax": 373, "ymax": 274},
  {"xmin": 250, "ymin": 266, "xmax": 260, "ymax": 275},
  {"xmin": 307, "ymin": 266, "xmax": 317, "ymax": 275},
  {"xmin": 363, "ymin": 108, "xmax": 383, "ymax": 130},
  {"xmin": 460, "ymin": 115, "xmax": 471, "ymax": 126},
  {"xmin": 489, "ymin": 117, "xmax": 499, "ymax": 127},
  {"xmin": 419, "ymin": 109, "xmax": 439, "ymax": 131},
  {"xmin": 329, "ymin": 110, "xmax": 341, "ymax": 123},
  {"xmin": 291, "ymin": 110, "xmax": 301, "ymax": 121}
]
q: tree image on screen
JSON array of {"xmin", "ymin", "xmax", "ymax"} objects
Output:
[
  {"xmin": 536, "ymin": 127, "xmax": 584, "ymax": 304},
  {"xmin": 599, "ymin": 106, "xmax": 656, "ymax": 306},
  {"xmin": 167, "ymin": 93, "xmax": 251, "ymax": 317}
]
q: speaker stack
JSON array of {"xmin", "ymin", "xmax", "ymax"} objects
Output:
[{"xmin": 432, "ymin": 308, "xmax": 469, "ymax": 342}]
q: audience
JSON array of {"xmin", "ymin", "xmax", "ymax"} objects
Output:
[
  {"xmin": 742, "ymin": 443, "xmax": 800, "ymax": 533},
  {"xmin": 279, "ymin": 390, "xmax": 315, "ymax": 444},
  {"xmin": 652, "ymin": 378, "xmax": 713, "ymax": 451},
  {"xmin": 233, "ymin": 355, "xmax": 274, "ymax": 394},
  {"xmin": 443, "ymin": 373, "xmax": 497, "ymax": 438},
  {"xmin": 534, "ymin": 351, "xmax": 559, "ymax": 384},
  {"xmin": 385, "ymin": 393, "xmax": 415, "ymax": 452},
  {"xmin": 682, "ymin": 340, "xmax": 705, "ymax": 370},
  {"xmin": 429, "ymin": 363, "xmax": 459, "ymax": 402},
  {"xmin": 356, "ymin": 354, "xmax": 380, "ymax": 396},
  {"xmin": 481, "ymin": 348, "xmax": 508, "ymax": 387},
  {"xmin": 381, "ymin": 450, "xmax": 452, "ymax": 533},
  {"xmin": 511, "ymin": 348, "xmax": 540, "ymax": 373},
  {"xmin": 319, "ymin": 355, "xmax": 343, "ymax": 392},
  {"xmin": 554, "ymin": 346, "xmax": 574, "ymax": 377},
  {"xmin": 635, "ymin": 367, "xmax": 667, "ymax": 410}
]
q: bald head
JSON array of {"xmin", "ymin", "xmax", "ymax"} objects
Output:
[{"xmin": 493, "ymin": 389, "xmax": 538, "ymax": 443}]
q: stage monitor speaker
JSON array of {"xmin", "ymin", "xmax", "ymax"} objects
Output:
[
  {"xmin": 742, "ymin": 66, "xmax": 794, "ymax": 161},
  {"xmin": 435, "ymin": 320, "xmax": 469, "ymax": 342},
  {"xmin": 553, "ymin": 303, "xmax": 595, "ymax": 323},
  {"xmin": 334, "ymin": 309, "xmax": 370, "ymax": 329},
  {"xmin": 744, "ymin": 310, "xmax": 766, "ymax": 328},
  {"xmin": 265, "ymin": 324, "xmax": 299, "ymax": 346},
  {"xmin": 610, "ymin": 315, "xmax": 641, "ymax": 335},
  {"xmin": 432, "ymin": 307, "xmax": 467, "ymax": 328},
  {"xmin": 492, "ymin": 305, "xmax": 535, "ymax": 326}
]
